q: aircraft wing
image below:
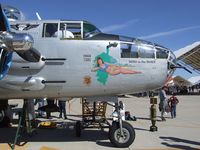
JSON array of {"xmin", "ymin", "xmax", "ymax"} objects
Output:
[{"xmin": 174, "ymin": 41, "xmax": 200, "ymax": 74}]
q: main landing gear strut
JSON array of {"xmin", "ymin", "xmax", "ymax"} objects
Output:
[{"xmin": 11, "ymin": 99, "xmax": 36, "ymax": 150}]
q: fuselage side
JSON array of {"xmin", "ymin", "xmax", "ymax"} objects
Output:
[{"xmin": 0, "ymin": 20, "xmax": 175, "ymax": 99}]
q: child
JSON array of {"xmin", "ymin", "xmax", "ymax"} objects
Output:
[{"xmin": 168, "ymin": 94, "xmax": 179, "ymax": 118}]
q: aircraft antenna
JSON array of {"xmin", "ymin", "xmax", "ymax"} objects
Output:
[{"xmin": 36, "ymin": 12, "xmax": 41, "ymax": 20}]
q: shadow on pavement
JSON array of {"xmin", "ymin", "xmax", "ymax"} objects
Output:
[
  {"xmin": 160, "ymin": 136, "xmax": 200, "ymax": 150},
  {"xmin": 0, "ymin": 126, "xmax": 110, "ymax": 148},
  {"xmin": 96, "ymin": 141, "xmax": 115, "ymax": 148},
  {"xmin": 136, "ymin": 117, "xmax": 151, "ymax": 120},
  {"xmin": 134, "ymin": 127, "xmax": 150, "ymax": 132}
]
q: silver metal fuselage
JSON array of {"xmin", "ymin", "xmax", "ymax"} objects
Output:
[{"xmin": 0, "ymin": 20, "xmax": 175, "ymax": 99}]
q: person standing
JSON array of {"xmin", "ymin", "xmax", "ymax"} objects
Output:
[
  {"xmin": 35, "ymin": 98, "xmax": 45, "ymax": 117},
  {"xmin": 46, "ymin": 98, "xmax": 56, "ymax": 119},
  {"xmin": 168, "ymin": 94, "xmax": 179, "ymax": 118},
  {"xmin": 58, "ymin": 98, "xmax": 67, "ymax": 119},
  {"xmin": 159, "ymin": 86, "xmax": 168, "ymax": 121}
]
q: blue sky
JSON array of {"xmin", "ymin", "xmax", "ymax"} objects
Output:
[{"xmin": 1, "ymin": 0, "xmax": 200, "ymax": 79}]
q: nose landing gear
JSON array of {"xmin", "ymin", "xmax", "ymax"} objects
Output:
[
  {"xmin": 76, "ymin": 97, "xmax": 136, "ymax": 148},
  {"xmin": 109, "ymin": 121, "xmax": 135, "ymax": 147},
  {"xmin": 109, "ymin": 101, "xmax": 135, "ymax": 148}
]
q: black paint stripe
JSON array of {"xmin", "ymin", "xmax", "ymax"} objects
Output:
[
  {"xmin": 41, "ymin": 80, "xmax": 66, "ymax": 84},
  {"xmin": 42, "ymin": 57, "xmax": 66, "ymax": 61}
]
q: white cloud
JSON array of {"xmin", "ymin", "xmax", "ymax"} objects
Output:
[
  {"xmin": 139, "ymin": 26, "xmax": 200, "ymax": 39},
  {"xmin": 100, "ymin": 19, "xmax": 139, "ymax": 33}
]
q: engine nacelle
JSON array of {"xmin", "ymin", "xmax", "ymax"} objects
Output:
[{"xmin": 0, "ymin": 31, "xmax": 33, "ymax": 51}]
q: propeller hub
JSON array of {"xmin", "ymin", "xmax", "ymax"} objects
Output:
[{"xmin": 0, "ymin": 31, "xmax": 34, "ymax": 51}]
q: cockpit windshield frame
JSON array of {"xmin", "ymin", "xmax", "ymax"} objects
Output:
[
  {"xmin": 83, "ymin": 22, "xmax": 101, "ymax": 39},
  {"xmin": 120, "ymin": 37, "xmax": 156, "ymax": 59},
  {"xmin": 119, "ymin": 36, "xmax": 170, "ymax": 60}
]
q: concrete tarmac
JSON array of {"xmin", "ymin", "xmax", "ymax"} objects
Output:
[{"xmin": 0, "ymin": 95, "xmax": 200, "ymax": 150}]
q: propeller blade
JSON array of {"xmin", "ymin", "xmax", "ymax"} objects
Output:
[
  {"xmin": 0, "ymin": 48, "xmax": 12, "ymax": 80},
  {"xmin": 0, "ymin": 4, "xmax": 13, "ymax": 80},
  {"xmin": 0, "ymin": 4, "xmax": 10, "ymax": 31}
]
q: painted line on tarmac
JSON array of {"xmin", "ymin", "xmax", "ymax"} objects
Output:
[
  {"xmin": 0, "ymin": 143, "xmax": 29, "ymax": 150},
  {"xmin": 0, "ymin": 144, "xmax": 60, "ymax": 150},
  {"xmin": 40, "ymin": 146, "xmax": 60, "ymax": 150}
]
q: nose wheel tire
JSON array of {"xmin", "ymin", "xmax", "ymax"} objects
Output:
[{"xmin": 109, "ymin": 121, "xmax": 135, "ymax": 148}]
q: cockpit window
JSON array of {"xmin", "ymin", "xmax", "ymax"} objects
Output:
[
  {"xmin": 59, "ymin": 23, "xmax": 81, "ymax": 39},
  {"xmin": 120, "ymin": 39, "xmax": 155, "ymax": 59},
  {"xmin": 83, "ymin": 23, "xmax": 101, "ymax": 38},
  {"xmin": 156, "ymin": 46, "xmax": 169, "ymax": 59},
  {"xmin": 134, "ymin": 40, "xmax": 155, "ymax": 58},
  {"xmin": 121, "ymin": 43, "xmax": 138, "ymax": 58},
  {"xmin": 120, "ymin": 38, "xmax": 169, "ymax": 59},
  {"xmin": 42, "ymin": 23, "xmax": 58, "ymax": 38},
  {"xmin": 138, "ymin": 44, "xmax": 155, "ymax": 58}
]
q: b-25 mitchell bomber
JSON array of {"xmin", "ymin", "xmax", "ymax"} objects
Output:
[{"xmin": 0, "ymin": 4, "xmax": 177, "ymax": 148}]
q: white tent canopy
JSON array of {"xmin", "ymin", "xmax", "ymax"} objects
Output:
[
  {"xmin": 174, "ymin": 41, "xmax": 200, "ymax": 73},
  {"xmin": 188, "ymin": 76, "xmax": 200, "ymax": 85}
]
